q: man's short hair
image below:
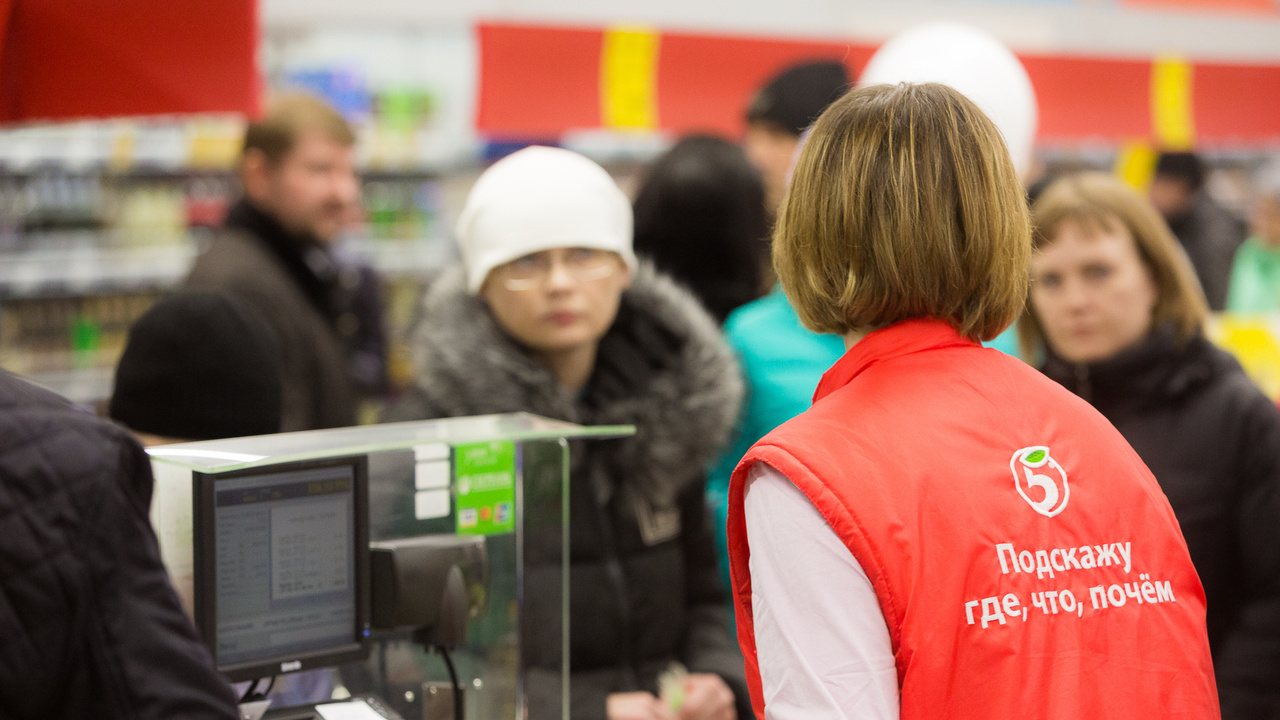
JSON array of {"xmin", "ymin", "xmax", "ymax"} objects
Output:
[
  {"xmin": 242, "ymin": 92, "xmax": 355, "ymax": 164},
  {"xmin": 745, "ymin": 60, "xmax": 851, "ymax": 138},
  {"xmin": 773, "ymin": 82, "xmax": 1031, "ymax": 342},
  {"xmin": 1153, "ymin": 152, "xmax": 1206, "ymax": 193}
]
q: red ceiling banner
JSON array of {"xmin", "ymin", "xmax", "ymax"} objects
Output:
[
  {"xmin": 476, "ymin": 23, "xmax": 604, "ymax": 137},
  {"xmin": 1193, "ymin": 62, "xmax": 1280, "ymax": 142},
  {"xmin": 1018, "ymin": 54, "xmax": 1152, "ymax": 142},
  {"xmin": 1122, "ymin": 0, "xmax": 1277, "ymax": 14},
  {"xmin": 655, "ymin": 31, "xmax": 871, "ymax": 137},
  {"xmin": 0, "ymin": 0, "xmax": 258, "ymax": 123},
  {"xmin": 476, "ymin": 21, "xmax": 1280, "ymax": 146}
]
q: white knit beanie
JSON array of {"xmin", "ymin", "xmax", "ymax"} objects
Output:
[{"xmin": 456, "ymin": 146, "xmax": 637, "ymax": 293}]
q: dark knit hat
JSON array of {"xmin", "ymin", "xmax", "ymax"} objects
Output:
[
  {"xmin": 110, "ymin": 292, "xmax": 283, "ymax": 441},
  {"xmin": 746, "ymin": 60, "xmax": 852, "ymax": 137}
]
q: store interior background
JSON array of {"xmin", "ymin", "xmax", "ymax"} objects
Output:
[{"xmin": 2, "ymin": 0, "xmax": 1279, "ymax": 412}]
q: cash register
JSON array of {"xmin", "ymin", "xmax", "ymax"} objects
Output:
[{"xmin": 189, "ymin": 455, "xmax": 400, "ymax": 719}]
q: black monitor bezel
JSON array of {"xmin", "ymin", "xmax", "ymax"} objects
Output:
[{"xmin": 192, "ymin": 455, "xmax": 372, "ymax": 683}]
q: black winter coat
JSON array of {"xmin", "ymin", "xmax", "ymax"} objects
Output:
[
  {"xmin": 0, "ymin": 371, "xmax": 239, "ymax": 720},
  {"xmin": 387, "ymin": 264, "xmax": 749, "ymax": 720},
  {"xmin": 1042, "ymin": 328, "xmax": 1280, "ymax": 718},
  {"xmin": 1166, "ymin": 193, "xmax": 1247, "ymax": 311}
]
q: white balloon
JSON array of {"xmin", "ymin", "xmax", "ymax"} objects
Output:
[{"xmin": 858, "ymin": 22, "xmax": 1038, "ymax": 179}]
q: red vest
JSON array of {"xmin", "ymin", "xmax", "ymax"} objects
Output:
[{"xmin": 727, "ymin": 319, "xmax": 1219, "ymax": 719}]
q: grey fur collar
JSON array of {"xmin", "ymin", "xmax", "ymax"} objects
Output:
[{"xmin": 408, "ymin": 262, "xmax": 743, "ymax": 504}]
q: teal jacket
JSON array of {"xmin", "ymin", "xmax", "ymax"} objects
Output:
[
  {"xmin": 707, "ymin": 288, "xmax": 846, "ymax": 597},
  {"xmin": 1227, "ymin": 236, "xmax": 1280, "ymax": 313}
]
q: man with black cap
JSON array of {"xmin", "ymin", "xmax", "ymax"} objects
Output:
[
  {"xmin": 1148, "ymin": 151, "xmax": 1248, "ymax": 310},
  {"xmin": 743, "ymin": 60, "xmax": 850, "ymax": 216},
  {"xmin": 109, "ymin": 291, "xmax": 335, "ymax": 707}
]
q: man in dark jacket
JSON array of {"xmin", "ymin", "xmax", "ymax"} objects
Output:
[
  {"xmin": 185, "ymin": 92, "xmax": 385, "ymax": 431},
  {"xmin": 1148, "ymin": 151, "xmax": 1248, "ymax": 310},
  {"xmin": 0, "ymin": 371, "xmax": 239, "ymax": 720}
]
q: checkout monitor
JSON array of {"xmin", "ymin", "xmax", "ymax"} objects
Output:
[{"xmin": 193, "ymin": 456, "xmax": 371, "ymax": 682}]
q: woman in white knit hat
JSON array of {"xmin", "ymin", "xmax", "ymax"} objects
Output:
[{"xmin": 388, "ymin": 146, "xmax": 749, "ymax": 720}]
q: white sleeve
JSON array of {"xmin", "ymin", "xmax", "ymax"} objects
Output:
[{"xmin": 744, "ymin": 461, "xmax": 899, "ymax": 720}]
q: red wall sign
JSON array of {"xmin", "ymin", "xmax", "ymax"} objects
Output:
[{"xmin": 0, "ymin": 0, "xmax": 259, "ymax": 123}]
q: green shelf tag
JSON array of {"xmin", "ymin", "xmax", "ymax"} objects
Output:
[{"xmin": 454, "ymin": 440, "xmax": 516, "ymax": 536}]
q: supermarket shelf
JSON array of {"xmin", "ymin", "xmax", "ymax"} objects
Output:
[
  {"xmin": 342, "ymin": 237, "xmax": 457, "ymax": 278},
  {"xmin": 0, "ymin": 166, "xmax": 448, "ymax": 179},
  {"xmin": 0, "ymin": 243, "xmax": 197, "ymax": 298},
  {"xmin": 0, "ymin": 237, "xmax": 455, "ymax": 298},
  {"xmin": 18, "ymin": 367, "xmax": 114, "ymax": 407}
]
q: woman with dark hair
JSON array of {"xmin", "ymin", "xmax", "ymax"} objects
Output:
[
  {"xmin": 727, "ymin": 83, "xmax": 1217, "ymax": 718},
  {"xmin": 1023, "ymin": 171, "xmax": 1280, "ymax": 719},
  {"xmin": 632, "ymin": 135, "xmax": 769, "ymax": 323}
]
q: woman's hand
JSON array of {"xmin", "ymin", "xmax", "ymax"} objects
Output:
[
  {"xmin": 608, "ymin": 691, "xmax": 676, "ymax": 720},
  {"xmin": 676, "ymin": 674, "xmax": 736, "ymax": 720}
]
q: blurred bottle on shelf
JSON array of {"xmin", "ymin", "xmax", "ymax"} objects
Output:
[
  {"xmin": 183, "ymin": 176, "xmax": 234, "ymax": 230},
  {"xmin": 360, "ymin": 178, "xmax": 438, "ymax": 240},
  {"xmin": 111, "ymin": 185, "xmax": 186, "ymax": 247},
  {"xmin": 186, "ymin": 117, "xmax": 244, "ymax": 170},
  {"xmin": 0, "ymin": 291, "xmax": 160, "ymax": 378}
]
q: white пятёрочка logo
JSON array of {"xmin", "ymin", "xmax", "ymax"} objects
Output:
[{"xmin": 1011, "ymin": 446, "xmax": 1070, "ymax": 517}]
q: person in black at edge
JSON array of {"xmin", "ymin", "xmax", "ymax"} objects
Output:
[
  {"xmin": 186, "ymin": 92, "xmax": 387, "ymax": 431},
  {"xmin": 1146, "ymin": 151, "xmax": 1248, "ymax": 311},
  {"xmin": 0, "ymin": 371, "xmax": 239, "ymax": 719}
]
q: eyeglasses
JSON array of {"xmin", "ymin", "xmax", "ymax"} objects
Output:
[{"xmin": 494, "ymin": 248, "xmax": 620, "ymax": 291}]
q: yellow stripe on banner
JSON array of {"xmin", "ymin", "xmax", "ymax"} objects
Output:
[
  {"xmin": 1114, "ymin": 142, "xmax": 1159, "ymax": 191},
  {"xmin": 1151, "ymin": 54, "xmax": 1195, "ymax": 150},
  {"xmin": 601, "ymin": 26, "xmax": 659, "ymax": 130}
]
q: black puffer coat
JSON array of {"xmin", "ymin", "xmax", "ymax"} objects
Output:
[
  {"xmin": 1041, "ymin": 328, "xmax": 1280, "ymax": 719},
  {"xmin": 0, "ymin": 371, "xmax": 238, "ymax": 720},
  {"xmin": 388, "ymin": 264, "xmax": 749, "ymax": 720}
]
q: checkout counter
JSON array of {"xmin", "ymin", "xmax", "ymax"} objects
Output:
[{"xmin": 145, "ymin": 413, "xmax": 633, "ymax": 720}]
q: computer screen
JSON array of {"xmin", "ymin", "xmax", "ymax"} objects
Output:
[{"xmin": 193, "ymin": 456, "xmax": 371, "ymax": 682}]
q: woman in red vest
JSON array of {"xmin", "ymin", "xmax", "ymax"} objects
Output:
[{"xmin": 725, "ymin": 82, "xmax": 1219, "ymax": 719}]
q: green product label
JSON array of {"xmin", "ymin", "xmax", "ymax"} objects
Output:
[{"xmin": 454, "ymin": 440, "xmax": 516, "ymax": 536}]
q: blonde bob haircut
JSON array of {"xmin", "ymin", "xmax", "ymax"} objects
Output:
[
  {"xmin": 1017, "ymin": 171, "xmax": 1209, "ymax": 360},
  {"xmin": 773, "ymin": 82, "xmax": 1031, "ymax": 342}
]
